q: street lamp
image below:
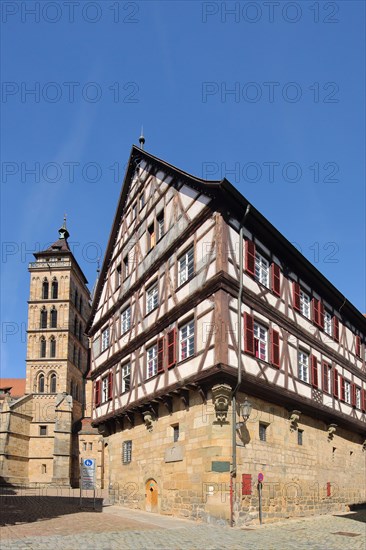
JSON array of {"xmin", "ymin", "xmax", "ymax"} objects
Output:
[{"xmin": 240, "ymin": 398, "xmax": 252, "ymax": 422}]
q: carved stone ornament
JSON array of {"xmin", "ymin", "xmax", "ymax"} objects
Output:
[
  {"xmin": 143, "ymin": 410, "xmax": 154, "ymax": 430},
  {"xmin": 212, "ymin": 383, "xmax": 232, "ymax": 424},
  {"xmin": 289, "ymin": 410, "xmax": 301, "ymax": 432},
  {"xmin": 327, "ymin": 423, "xmax": 337, "ymax": 441}
]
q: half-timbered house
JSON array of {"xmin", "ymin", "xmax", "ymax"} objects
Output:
[{"xmin": 87, "ymin": 144, "xmax": 366, "ymax": 525}]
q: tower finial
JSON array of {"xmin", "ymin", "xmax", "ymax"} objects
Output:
[
  {"xmin": 59, "ymin": 213, "xmax": 70, "ymax": 240},
  {"xmin": 139, "ymin": 126, "xmax": 145, "ymax": 150}
]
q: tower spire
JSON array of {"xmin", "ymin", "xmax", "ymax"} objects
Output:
[
  {"xmin": 139, "ymin": 126, "xmax": 145, "ymax": 150},
  {"xmin": 59, "ymin": 214, "xmax": 70, "ymax": 240}
]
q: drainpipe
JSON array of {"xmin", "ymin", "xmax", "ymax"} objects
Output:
[{"xmin": 230, "ymin": 204, "xmax": 250, "ymax": 528}]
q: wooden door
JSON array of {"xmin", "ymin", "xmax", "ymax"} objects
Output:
[{"xmin": 145, "ymin": 479, "xmax": 158, "ymax": 512}]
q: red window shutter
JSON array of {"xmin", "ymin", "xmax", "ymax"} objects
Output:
[
  {"xmin": 293, "ymin": 282, "xmax": 300, "ymax": 311},
  {"xmin": 271, "ymin": 329, "xmax": 280, "ymax": 368},
  {"xmin": 326, "ymin": 482, "xmax": 331, "ymax": 497},
  {"xmin": 361, "ymin": 389, "xmax": 366, "ymax": 412},
  {"xmin": 108, "ymin": 372, "xmax": 113, "ymax": 400},
  {"xmin": 95, "ymin": 380, "xmax": 101, "ymax": 407},
  {"xmin": 333, "ymin": 316, "xmax": 339, "ymax": 342},
  {"xmin": 157, "ymin": 336, "xmax": 164, "ymax": 373},
  {"xmin": 311, "ymin": 355, "xmax": 318, "ymax": 388},
  {"xmin": 167, "ymin": 328, "xmax": 177, "ymax": 368},
  {"xmin": 333, "ymin": 369, "xmax": 339, "ymax": 398},
  {"xmin": 319, "ymin": 302, "xmax": 324, "ymax": 329},
  {"xmin": 242, "ymin": 474, "xmax": 252, "ymax": 496},
  {"xmin": 351, "ymin": 383, "xmax": 356, "ymax": 407},
  {"xmin": 355, "ymin": 336, "xmax": 361, "ymax": 358},
  {"xmin": 244, "ymin": 313, "xmax": 255, "ymax": 355},
  {"xmin": 271, "ymin": 263, "xmax": 281, "ymax": 296},
  {"xmin": 245, "ymin": 240, "xmax": 256, "ymax": 277},
  {"xmin": 340, "ymin": 376, "xmax": 345, "ymax": 401}
]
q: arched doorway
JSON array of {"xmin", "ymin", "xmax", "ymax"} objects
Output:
[{"xmin": 145, "ymin": 478, "xmax": 158, "ymax": 512}]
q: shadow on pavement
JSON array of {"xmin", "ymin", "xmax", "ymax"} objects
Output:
[
  {"xmin": 333, "ymin": 504, "xmax": 366, "ymax": 524},
  {"xmin": 0, "ymin": 494, "xmax": 103, "ymax": 527}
]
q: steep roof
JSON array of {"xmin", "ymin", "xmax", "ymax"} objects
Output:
[
  {"xmin": 0, "ymin": 378, "xmax": 26, "ymax": 398},
  {"xmin": 86, "ymin": 145, "xmax": 366, "ymax": 334}
]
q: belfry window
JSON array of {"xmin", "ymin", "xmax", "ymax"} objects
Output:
[
  {"xmin": 50, "ymin": 373, "xmax": 57, "ymax": 393},
  {"xmin": 50, "ymin": 336, "xmax": 56, "ymax": 358},
  {"xmin": 40, "ymin": 337, "xmax": 46, "ymax": 358},
  {"xmin": 40, "ymin": 307, "xmax": 47, "ymax": 329},
  {"xmin": 51, "ymin": 278, "xmax": 58, "ymax": 299},
  {"xmin": 38, "ymin": 374, "xmax": 45, "ymax": 393},
  {"xmin": 50, "ymin": 307, "xmax": 57, "ymax": 328},
  {"xmin": 42, "ymin": 279, "xmax": 49, "ymax": 299}
]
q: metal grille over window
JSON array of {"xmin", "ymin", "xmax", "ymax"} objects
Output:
[{"xmin": 122, "ymin": 440, "xmax": 132, "ymax": 464}]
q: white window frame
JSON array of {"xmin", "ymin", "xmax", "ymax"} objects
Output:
[
  {"xmin": 102, "ymin": 376, "xmax": 108, "ymax": 403},
  {"xmin": 121, "ymin": 306, "xmax": 131, "ymax": 335},
  {"xmin": 300, "ymin": 290, "xmax": 311, "ymax": 319},
  {"xmin": 101, "ymin": 327, "xmax": 110, "ymax": 352},
  {"xmin": 355, "ymin": 387, "xmax": 361, "ymax": 409},
  {"xmin": 344, "ymin": 380, "xmax": 351, "ymax": 404},
  {"xmin": 178, "ymin": 246, "xmax": 194, "ymax": 286},
  {"xmin": 298, "ymin": 351, "xmax": 309, "ymax": 383},
  {"xmin": 157, "ymin": 212, "xmax": 164, "ymax": 241},
  {"xmin": 255, "ymin": 251, "xmax": 269, "ymax": 288},
  {"xmin": 121, "ymin": 364, "xmax": 131, "ymax": 394},
  {"xmin": 147, "ymin": 345, "xmax": 158, "ymax": 378},
  {"xmin": 146, "ymin": 284, "xmax": 159, "ymax": 313},
  {"xmin": 324, "ymin": 311, "xmax": 332, "ymax": 336},
  {"xmin": 253, "ymin": 322, "xmax": 268, "ymax": 361},
  {"xmin": 179, "ymin": 320, "xmax": 195, "ymax": 362},
  {"xmin": 323, "ymin": 363, "xmax": 331, "ymax": 393}
]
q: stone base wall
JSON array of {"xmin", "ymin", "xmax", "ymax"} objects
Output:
[{"xmin": 104, "ymin": 389, "xmax": 366, "ymax": 525}]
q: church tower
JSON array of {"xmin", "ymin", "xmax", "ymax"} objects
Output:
[{"xmin": 25, "ymin": 219, "xmax": 91, "ymax": 484}]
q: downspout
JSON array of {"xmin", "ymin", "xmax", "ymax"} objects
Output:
[{"xmin": 230, "ymin": 204, "xmax": 250, "ymax": 528}]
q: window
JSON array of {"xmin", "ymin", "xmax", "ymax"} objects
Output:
[
  {"xmin": 50, "ymin": 307, "xmax": 57, "ymax": 328},
  {"xmin": 40, "ymin": 307, "xmax": 47, "ymax": 329},
  {"xmin": 102, "ymin": 376, "xmax": 109, "ymax": 402},
  {"xmin": 73, "ymin": 345, "xmax": 77, "ymax": 365},
  {"xmin": 173, "ymin": 424, "xmax": 179, "ymax": 443},
  {"xmin": 83, "ymin": 442, "xmax": 87, "ymax": 451},
  {"xmin": 51, "ymin": 278, "xmax": 58, "ymax": 299},
  {"xmin": 298, "ymin": 351, "xmax": 309, "ymax": 383},
  {"xmin": 39, "ymin": 425, "xmax": 47, "ymax": 436},
  {"xmin": 179, "ymin": 320, "xmax": 195, "ymax": 361},
  {"xmin": 147, "ymin": 222, "xmax": 156, "ymax": 251},
  {"xmin": 157, "ymin": 212, "xmax": 164, "ymax": 241},
  {"xmin": 116, "ymin": 264, "xmax": 122, "ymax": 288},
  {"xmin": 74, "ymin": 315, "xmax": 78, "ymax": 336},
  {"xmin": 42, "ymin": 278, "xmax": 49, "ymax": 299},
  {"xmin": 38, "ymin": 374, "xmax": 45, "ymax": 393},
  {"xmin": 147, "ymin": 345, "xmax": 158, "ymax": 378},
  {"xmin": 178, "ymin": 246, "xmax": 194, "ymax": 286},
  {"xmin": 255, "ymin": 251, "xmax": 269, "ymax": 287},
  {"xmin": 89, "ymin": 442, "xmax": 93, "ymax": 451},
  {"xmin": 78, "ymin": 323, "xmax": 82, "ymax": 341},
  {"xmin": 41, "ymin": 464, "xmax": 47, "ymax": 474},
  {"xmin": 253, "ymin": 322, "xmax": 268, "ymax": 361},
  {"xmin": 300, "ymin": 290, "xmax": 311, "ymax": 319},
  {"xmin": 75, "ymin": 289, "xmax": 78, "ymax": 307},
  {"xmin": 123, "ymin": 255, "xmax": 129, "ymax": 279},
  {"xmin": 344, "ymin": 379, "xmax": 351, "ymax": 404},
  {"xmin": 101, "ymin": 327, "xmax": 110, "ymax": 352},
  {"xmin": 50, "ymin": 374, "xmax": 57, "ymax": 393},
  {"xmin": 355, "ymin": 387, "xmax": 361, "ymax": 409},
  {"xmin": 40, "ymin": 337, "xmax": 46, "ymax": 358},
  {"xmin": 121, "ymin": 364, "xmax": 131, "ymax": 393},
  {"xmin": 324, "ymin": 311, "xmax": 332, "ymax": 336},
  {"xmin": 78, "ymin": 348, "xmax": 81, "ymax": 369},
  {"xmin": 322, "ymin": 362, "xmax": 332, "ymax": 393},
  {"xmin": 122, "ymin": 440, "xmax": 132, "ymax": 464},
  {"xmin": 79, "ymin": 296, "xmax": 82, "ymax": 314},
  {"xmin": 50, "ymin": 336, "xmax": 56, "ymax": 358},
  {"xmin": 132, "ymin": 202, "xmax": 137, "ymax": 220},
  {"xmin": 139, "ymin": 193, "xmax": 145, "ymax": 210},
  {"xmin": 298, "ymin": 429, "xmax": 303, "ymax": 446},
  {"xmin": 259, "ymin": 423, "xmax": 267, "ymax": 442},
  {"xmin": 121, "ymin": 307, "xmax": 131, "ymax": 335},
  {"xmin": 146, "ymin": 285, "xmax": 158, "ymax": 313}
]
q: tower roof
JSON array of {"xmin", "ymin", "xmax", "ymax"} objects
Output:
[{"xmin": 35, "ymin": 216, "xmax": 71, "ymax": 255}]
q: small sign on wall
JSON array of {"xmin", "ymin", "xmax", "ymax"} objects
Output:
[{"xmin": 211, "ymin": 461, "xmax": 230, "ymax": 472}]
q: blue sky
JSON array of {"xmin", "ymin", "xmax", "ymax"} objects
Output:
[{"xmin": 1, "ymin": 0, "xmax": 365, "ymax": 378}]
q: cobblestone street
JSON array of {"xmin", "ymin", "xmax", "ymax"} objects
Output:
[{"xmin": 0, "ymin": 489, "xmax": 365, "ymax": 550}]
